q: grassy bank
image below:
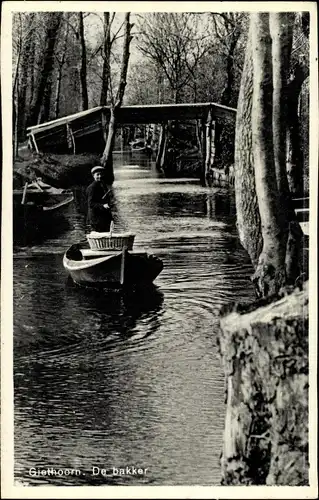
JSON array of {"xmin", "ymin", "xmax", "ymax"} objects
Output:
[{"xmin": 13, "ymin": 149, "xmax": 100, "ymax": 189}]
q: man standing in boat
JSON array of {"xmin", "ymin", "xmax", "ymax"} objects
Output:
[{"xmin": 86, "ymin": 166, "xmax": 113, "ymax": 232}]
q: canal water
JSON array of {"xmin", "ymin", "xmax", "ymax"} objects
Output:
[{"xmin": 13, "ymin": 154, "xmax": 255, "ymax": 486}]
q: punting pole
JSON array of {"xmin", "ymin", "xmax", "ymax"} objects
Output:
[
  {"xmin": 110, "ymin": 220, "xmax": 114, "ymax": 237},
  {"xmin": 31, "ymin": 133, "xmax": 39, "ymax": 154},
  {"xmin": 21, "ymin": 181, "xmax": 28, "ymax": 205},
  {"xmin": 70, "ymin": 125, "xmax": 76, "ymax": 154},
  {"xmin": 120, "ymin": 247, "xmax": 126, "ymax": 285}
]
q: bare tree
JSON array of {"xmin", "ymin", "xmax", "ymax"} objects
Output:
[
  {"xmin": 16, "ymin": 13, "xmax": 36, "ymax": 141},
  {"xmin": 12, "ymin": 13, "xmax": 38, "ymax": 156},
  {"xmin": 208, "ymin": 13, "xmax": 247, "ymax": 170},
  {"xmin": 234, "ymin": 23, "xmax": 262, "ymax": 269},
  {"xmin": 235, "ymin": 12, "xmax": 304, "ymax": 297},
  {"xmin": 53, "ymin": 14, "xmax": 70, "ymax": 118},
  {"xmin": 28, "ymin": 12, "xmax": 62, "ymax": 126},
  {"xmin": 78, "ymin": 12, "xmax": 89, "ymax": 110},
  {"xmin": 101, "ymin": 13, "xmax": 133, "ymax": 183},
  {"xmin": 210, "ymin": 12, "xmax": 247, "ymax": 106},
  {"xmin": 100, "ymin": 13, "xmax": 116, "ymax": 105},
  {"xmin": 286, "ymin": 14, "xmax": 309, "ymax": 196},
  {"xmin": 137, "ymin": 13, "xmax": 209, "ymax": 103},
  {"xmin": 251, "ymin": 13, "xmax": 287, "ymax": 295}
]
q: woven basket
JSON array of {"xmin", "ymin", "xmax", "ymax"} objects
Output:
[{"xmin": 87, "ymin": 232, "xmax": 135, "ymax": 251}]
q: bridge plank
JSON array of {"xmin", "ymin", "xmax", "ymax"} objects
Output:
[{"xmin": 27, "ymin": 102, "xmax": 237, "ymax": 137}]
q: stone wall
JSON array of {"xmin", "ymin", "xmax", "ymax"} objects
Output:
[{"xmin": 218, "ymin": 282, "xmax": 309, "ymax": 485}]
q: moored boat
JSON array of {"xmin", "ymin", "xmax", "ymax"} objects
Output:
[
  {"xmin": 129, "ymin": 139, "xmax": 152, "ymax": 155},
  {"xmin": 13, "ymin": 178, "xmax": 73, "ymax": 207},
  {"xmin": 63, "ymin": 233, "xmax": 163, "ymax": 289},
  {"xmin": 13, "ymin": 179, "xmax": 74, "ymax": 245}
]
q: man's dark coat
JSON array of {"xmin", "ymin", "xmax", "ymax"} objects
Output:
[{"xmin": 86, "ymin": 180, "xmax": 112, "ymax": 232}]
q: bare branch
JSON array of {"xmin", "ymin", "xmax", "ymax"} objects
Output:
[
  {"xmin": 111, "ymin": 19, "xmax": 125, "ymax": 44},
  {"xmin": 136, "ymin": 12, "xmax": 211, "ymax": 101}
]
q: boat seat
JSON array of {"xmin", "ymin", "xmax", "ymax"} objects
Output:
[
  {"xmin": 81, "ymin": 248, "xmax": 148, "ymax": 259},
  {"xmin": 82, "ymin": 248, "xmax": 123, "ymax": 259}
]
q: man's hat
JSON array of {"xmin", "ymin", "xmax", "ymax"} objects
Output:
[{"xmin": 91, "ymin": 166, "xmax": 105, "ymax": 175}]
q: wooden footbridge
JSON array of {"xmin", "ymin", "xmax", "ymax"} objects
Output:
[
  {"xmin": 26, "ymin": 103, "xmax": 309, "ymax": 237},
  {"xmin": 26, "ymin": 102, "xmax": 237, "ymax": 183},
  {"xmin": 27, "ymin": 103, "xmax": 236, "ymax": 150}
]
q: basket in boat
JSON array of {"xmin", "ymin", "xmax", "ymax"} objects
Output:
[{"xmin": 87, "ymin": 232, "xmax": 135, "ymax": 251}]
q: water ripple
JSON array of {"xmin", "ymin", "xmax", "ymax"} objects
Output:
[{"xmin": 13, "ymin": 159, "xmax": 255, "ymax": 486}]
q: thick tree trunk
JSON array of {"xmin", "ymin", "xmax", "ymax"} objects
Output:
[
  {"xmin": 54, "ymin": 70, "xmax": 63, "ymax": 119},
  {"xmin": 286, "ymin": 124, "xmax": 303, "ymax": 196},
  {"xmin": 269, "ymin": 12, "xmax": 290, "ymax": 256},
  {"xmin": 13, "ymin": 83, "xmax": 19, "ymax": 160},
  {"xmin": 174, "ymin": 87, "xmax": 180, "ymax": 104},
  {"xmin": 28, "ymin": 35, "xmax": 35, "ymax": 106},
  {"xmin": 235, "ymin": 13, "xmax": 305, "ymax": 296},
  {"xmin": 214, "ymin": 28, "xmax": 241, "ymax": 169},
  {"xmin": 12, "ymin": 41, "xmax": 21, "ymax": 159},
  {"xmin": 29, "ymin": 12, "xmax": 62, "ymax": 126},
  {"xmin": 100, "ymin": 12, "xmax": 111, "ymax": 106},
  {"xmin": 221, "ymin": 33, "xmax": 240, "ymax": 106},
  {"xmin": 114, "ymin": 13, "xmax": 133, "ymax": 107},
  {"xmin": 17, "ymin": 14, "xmax": 34, "ymax": 141},
  {"xmin": 101, "ymin": 107, "xmax": 116, "ymax": 185},
  {"xmin": 234, "ymin": 26, "xmax": 262, "ymax": 268},
  {"xmin": 41, "ymin": 73, "xmax": 54, "ymax": 123},
  {"xmin": 102, "ymin": 128, "xmax": 115, "ymax": 179},
  {"xmin": 101, "ymin": 13, "xmax": 132, "ymax": 183},
  {"xmin": 78, "ymin": 12, "xmax": 89, "ymax": 111},
  {"xmin": 157, "ymin": 69, "xmax": 164, "ymax": 104},
  {"xmin": 251, "ymin": 13, "xmax": 286, "ymax": 297},
  {"xmin": 286, "ymin": 64, "xmax": 309, "ymax": 196},
  {"xmin": 270, "ymin": 13, "xmax": 293, "ymax": 196},
  {"xmin": 270, "ymin": 12, "xmax": 303, "ymax": 286},
  {"xmin": 54, "ymin": 18, "xmax": 69, "ymax": 119}
]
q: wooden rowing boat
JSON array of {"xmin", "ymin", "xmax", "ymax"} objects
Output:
[
  {"xmin": 129, "ymin": 139, "xmax": 152, "ymax": 155},
  {"xmin": 14, "ymin": 191, "xmax": 74, "ymax": 221},
  {"xmin": 63, "ymin": 243, "xmax": 163, "ymax": 289},
  {"xmin": 13, "ymin": 178, "xmax": 73, "ymax": 207},
  {"xmin": 131, "ymin": 146, "xmax": 151, "ymax": 153},
  {"xmin": 13, "ymin": 180, "xmax": 74, "ymax": 244}
]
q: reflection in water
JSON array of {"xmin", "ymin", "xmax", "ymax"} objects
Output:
[
  {"xmin": 13, "ymin": 153, "xmax": 255, "ymax": 486},
  {"xmin": 13, "ymin": 209, "xmax": 72, "ymax": 248},
  {"xmin": 15, "ymin": 263, "xmax": 164, "ymax": 361},
  {"xmin": 206, "ymin": 191, "xmax": 235, "ymax": 220}
]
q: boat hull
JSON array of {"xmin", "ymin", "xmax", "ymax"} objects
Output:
[
  {"xmin": 13, "ymin": 189, "xmax": 73, "ymax": 208},
  {"xmin": 13, "ymin": 193, "xmax": 74, "ymax": 245},
  {"xmin": 63, "ymin": 246, "xmax": 163, "ymax": 288}
]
